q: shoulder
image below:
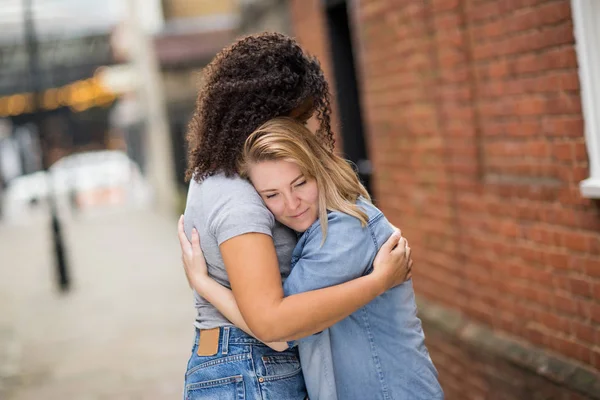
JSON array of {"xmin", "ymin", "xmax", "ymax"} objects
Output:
[
  {"xmin": 307, "ymin": 198, "xmax": 383, "ymax": 239},
  {"xmin": 185, "ymin": 173, "xmax": 274, "ymax": 243},
  {"xmin": 189, "ymin": 173, "xmax": 261, "ymax": 202},
  {"xmin": 302, "ymin": 209, "xmax": 374, "ymax": 254},
  {"xmin": 356, "ymin": 197, "xmax": 385, "ymax": 224},
  {"xmin": 300, "ymin": 198, "xmax": 392, "ymax": 254},
  {"xmin": 326, "ymin": 209, "xmax": 365, "ymax": 230},
  {"xmin": 187, "ymin": 173, "xmax": 266, "ymax": 213}
]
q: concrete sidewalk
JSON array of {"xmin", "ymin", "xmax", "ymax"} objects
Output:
[{"xmin": 0, "ymin": 210, "xmax": 196, "ymax": 399}]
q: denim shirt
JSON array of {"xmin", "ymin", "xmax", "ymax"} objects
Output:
[{"xmin": 283, "ymin": 198, "xmax": 444, "ymax": 400}]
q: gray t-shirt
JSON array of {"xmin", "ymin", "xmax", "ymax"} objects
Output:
[{"xmin": 183, "ymin": 173, "xmax": 297, "ymax": 330}]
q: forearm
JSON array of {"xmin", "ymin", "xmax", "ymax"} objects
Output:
[
  {"xmin": 220, "ymin": 233, "xmax": 395, "ymax": 344},
  {"xmin": 253, "ymin": 274, "xmax": 385, "ymax": 342},
  {"xmin": 195, "ymin": 277, "xmax": 288, "ymax": 351}
]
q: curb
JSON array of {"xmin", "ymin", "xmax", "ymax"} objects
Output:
[{"xmin": 417, "ymin": 298, "xmax": 600, "ymax": 399}]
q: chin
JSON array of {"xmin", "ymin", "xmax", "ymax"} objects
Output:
[
  {"xmin": 295, "ymin": 220, "xmax": 315, "ymax": 233},
  {"xmin": 282, "ymin": 220, "xmax": 304, "ymax": 233}
]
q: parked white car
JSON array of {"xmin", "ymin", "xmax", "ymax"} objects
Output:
[
  {"xmin": 1, "ymin": 150, "xmax": 153, "ymax": 224},
  {"xmin": 49, "ymin": 150, "xmax": 153, "ymax": 212}
]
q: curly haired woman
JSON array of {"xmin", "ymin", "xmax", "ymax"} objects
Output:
[{"xmin": 179, "ymin": 33, "xmax": 412, "ymax": 400}]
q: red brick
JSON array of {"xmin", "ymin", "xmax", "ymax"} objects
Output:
[
  {"xmin": 588, "ymin": 235, "xmax": 600, "ymax": 254},
  {"xmin": 590, "ymin": 303, "xmax": 600, "ymax": 324},
  {"xmin": 432, "ymin": 0, "xmax": 460, "ymax": 12},
  {"xmin": 467, "ymin": 1, "xmax": 502, "ymax": 23},
  {"xmin": 523, "ymin": 225, "xmax": 559, "ymax": 247},
  {"xmin": 553, "ymin": 293, "xmax": 580, "ymax": 315},
  {"xmin": 553, "ymin": 272, "xmax": 572, "ymax": 292},
  {"xmin": 546, "ymin": 336, "xmax": 590, "ymax": 364},
  {"xmin": 534, "ymin": 310, "xmax": 571, "ymax": 332},
  {"xmin": 516, "ymin": 71, "xmax": 581, "ymax": 93},
  {"xmin": 501, "ymin": 22, "xmax": 574, "ymax": 58},
  {"xmin": 570, "ymin": 165, "xmax": 590, "ymax": 183},
  {"xmin": 568, "ymin": 277, "xmax": 593, "ymax": 298},
  {"xmin": 570, "ymin": 320, "xmax": 597, "ymax": 345},
  {"xmin": 551, "ymin": 142, "xmax": 574, "ymax": 162},
  {"xmin": 436, "ymin": 30, "xmax": 464, "ymax": 48},
  {"xmin": 573, "ymin": 141, "xmax": 589, "ymax": 161},
  {"xmin": 577, "ymin": 257, "xmax": 600, "ymax": 278},
  {"xmin": 559, "ymin": 210, "xmax": 600, "ymax": 231},
  {"xmin": 574, "ymin": 299, "xmax": 591, "ymax": 321},
  {"xmin": 557, "ymin": 187, "xmax": 593, "ymax": 207},
  {"xmin": 543, "ymin": 251, "xmax": 569, "ymax": 270},
  {"xmin": 510, "ymin": 46, "xmax": 577, "ymax": 74},
  {"xmin": 360, "ymin": 0, "xmax": 389, "ymax": 18},
  {"xmin": 561, "ymin": 231, "xmax": 591, "ymax": 252},
  {"xmin": 506, "ymin": 1, "xmax": 572, "ymax": 33},
  {"xmin": 592, "ymin": 281, "xmax": 600, "ymax": 299},
  {"xmin": 434, "ymin": 12, "xmax": 462, "ymax": 30},
  {"xmin": 439, "ymin": 49, "xmax": 468, "ymax": 68},
  {"xmin": 476, "ymin": 60, "xmax": 510, "ymax": 81},
  {"xmin": 514, "ymin": 96, "xmax": 548, "ymax": 116},
  {"xmin": 592, "ymin": 348, "xmax": 600, "ymax": 371},
  {"xmin": 471, "ymin": 19, "xmax": 504, "ymax": 39},
  {"xmin": 545, "ymin": 92, "xmax": 582, "ymax": 115}
]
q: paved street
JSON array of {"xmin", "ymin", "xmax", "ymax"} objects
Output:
[{"xmin": 0, "ymin": 209, "xmax": 195, "ymax": 399}]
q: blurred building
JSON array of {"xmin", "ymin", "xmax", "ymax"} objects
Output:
[
  {"xmin": 0, "ymin": 34, "xmax": 117, "ymax": 167},
  {"xmin": 149, "ymin": 0, "xmax": 240, "ymax": 188},
  {"xmin": 154, "ymin": 0, "xmax": 293, "ymax": 188},
  {"xmin": 287, "ymin": 0, "xmax": 600, "ymax": 399},
  {"xmin": 238, "ymin": 0, "xmax": 292, "ymax": 35},
  {"xmin": 0, "ymin": 0, "xmax": 125, "ymax": 177}
]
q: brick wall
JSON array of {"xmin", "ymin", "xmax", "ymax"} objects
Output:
[{"xmin": 289, "ymin": 0, "xmax": 600, "ymax": 398}]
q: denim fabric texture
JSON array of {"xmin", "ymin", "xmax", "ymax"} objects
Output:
[
  {"xmin": 184, "ymin": 326, "xmax": 307, "ymax": 400},
  {"xmin": 284, "ymin": 198, "xmax": 445, "ymax": 400}
]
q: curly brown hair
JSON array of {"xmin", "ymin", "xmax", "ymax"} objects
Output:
[{"xmin": 185, "ymin": 32, "xmax": 334, "ymax": 182}]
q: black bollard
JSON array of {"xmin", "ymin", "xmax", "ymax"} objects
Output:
[
  {"xmin": 51, "ymin": 211, "xmax": 70, "ymax": 291},
  {"xmin": 23, "ymin": 0, "xmax": 71, "ymax": 292}
]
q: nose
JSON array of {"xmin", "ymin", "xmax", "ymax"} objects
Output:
[{"xmin": 284, "ymin": 192, "xmax": 301, "ymax": 212}]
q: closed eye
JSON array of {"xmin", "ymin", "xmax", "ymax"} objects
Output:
[
  {"xmin": 265, "ymin": 193, "xmax": 278, "ymax": 199},
  {"xmin": 295, "ymin": 181, "xmax": 306, "ymax": 187}
]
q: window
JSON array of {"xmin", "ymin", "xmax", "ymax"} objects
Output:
[{"xmin": 572, "ymin": 0, "xmax": 600, "ymax": 197}]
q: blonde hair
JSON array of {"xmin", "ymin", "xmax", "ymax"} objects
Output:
[{"xmin": 239, "ymin": 117, "xmax": 371, "ymax": 240}]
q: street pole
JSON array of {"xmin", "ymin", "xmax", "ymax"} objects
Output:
[
  {"xmin": 125, "ymin": 0, "xmax": 177, "ymax": 213},
  {"xmin": 23, "ymin": 0, "xmax": 70, "ymax": 292}
]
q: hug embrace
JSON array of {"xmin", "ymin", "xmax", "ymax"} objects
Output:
[{"xmin": 177, "ymin": 32, "xmax": 444, "ymax": 400}]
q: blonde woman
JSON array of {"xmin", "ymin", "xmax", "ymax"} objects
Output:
[{"xmin": 179, "ymin": 117, "xmax": 443, "ymax": 399}]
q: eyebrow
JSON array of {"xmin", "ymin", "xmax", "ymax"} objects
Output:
[{"xmin": 259, "ymin": 173, "xmax": 305, "ymax": 193}]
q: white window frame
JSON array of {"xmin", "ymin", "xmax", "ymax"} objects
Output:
[{"xmin": 572, "ymin": 0, "xmax": 600, "ymax": 198}]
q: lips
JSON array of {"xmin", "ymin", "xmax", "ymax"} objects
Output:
[{"xmin": 291, "ymin": 209, "xmax": 308, "ymax": 218}]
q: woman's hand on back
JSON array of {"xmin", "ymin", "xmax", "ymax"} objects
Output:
[
  {"xmin": 178, "ymin": 215, "xmax": 209, "ymax": 290},
  {"xmin": 371, "ymin": 230, "xmax": 412, "ymax": 292}
]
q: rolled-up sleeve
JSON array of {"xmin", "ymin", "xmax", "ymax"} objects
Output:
[{"xmin": 283, "ymin": 212, "xmax": 378, "ymax": 296}]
